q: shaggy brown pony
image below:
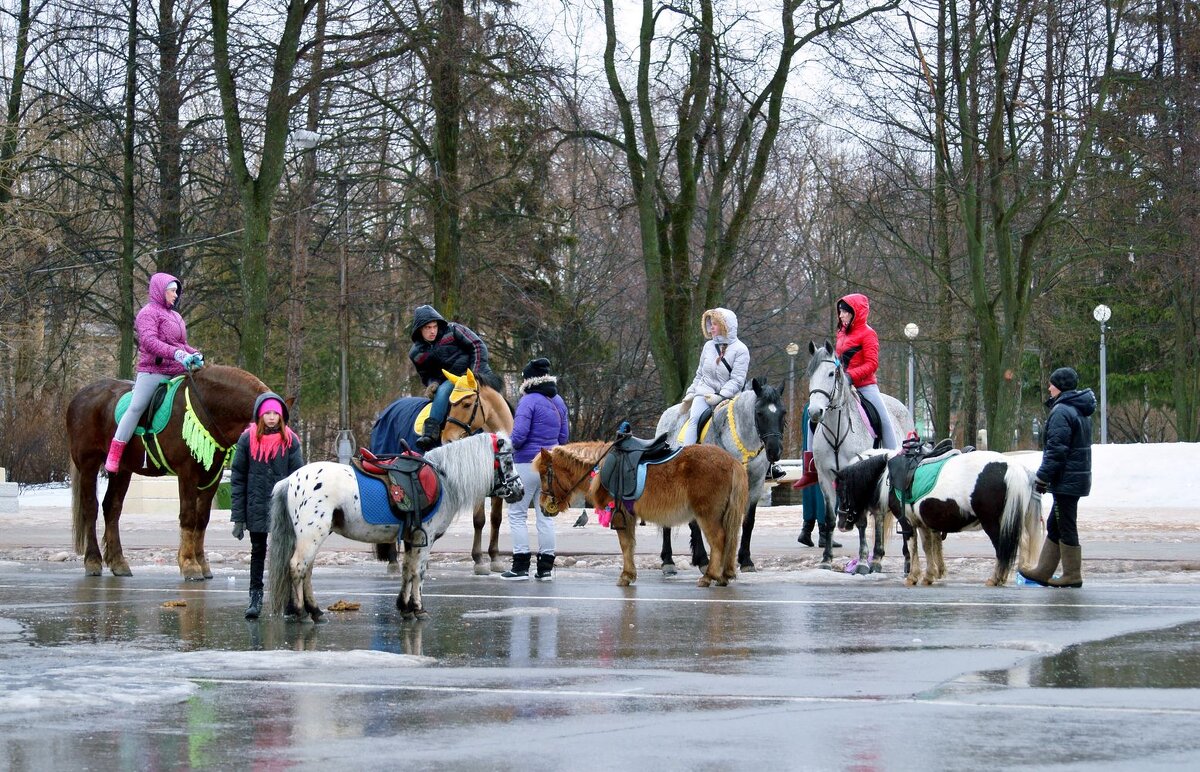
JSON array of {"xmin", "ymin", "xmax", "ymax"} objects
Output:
[{"xmin": 534, "ymin": 441, "xmax": 748, "ymax": 587}]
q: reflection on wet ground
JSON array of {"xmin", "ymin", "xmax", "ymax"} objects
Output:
[{"xmin": 980, "ymin": 620, "xmax": 1200, "ymax": 688}]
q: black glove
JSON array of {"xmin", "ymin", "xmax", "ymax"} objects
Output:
[
  {"xmin": 232, "ymin": 522, "xmax": 245, "ymax": 540},
  {"xmin": 1034, "ymin": 479, "xmax": 1048, "ymax": 495}
]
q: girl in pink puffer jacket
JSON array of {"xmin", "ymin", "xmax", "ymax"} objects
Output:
[{"xmin": 104, "ymin": 272, "xmax": 203, "ymax": 473}]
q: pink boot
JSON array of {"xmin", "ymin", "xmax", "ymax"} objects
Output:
[{"xmin": 104, "ymin": 439, "xmax": 127, "ymax": 474}]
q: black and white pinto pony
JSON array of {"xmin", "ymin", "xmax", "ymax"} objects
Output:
[
  {"xmin": 654, "ymin": 378, "xmax": 786, "ymax": 574},
  {"xmin": 834, "ymin": 450, "xmax": 1044, "ymax": 586},
  {"xmin": 805, "ymin": 341, "xmax": 914, "ymax": 570},
  {"xmin": 267, "ymin": 432, "xmax": 524, "ymax": 621}
]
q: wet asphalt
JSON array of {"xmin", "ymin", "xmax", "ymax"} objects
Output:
[{"xmin": 2, "ymin": 559, "xmax": 1200, "ymax": 771}]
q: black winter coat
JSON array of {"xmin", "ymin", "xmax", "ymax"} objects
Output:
[
  {"xmin": 407, "ymin": 305, "xmax": 491, "ymax": 386},
  {"xmin": 1036, "ymin": 388, "xmax": 1096, "ymax": 497},
  {"xmin": 230, "ymin": 428, "xmax": 305, "ymax": 532}
]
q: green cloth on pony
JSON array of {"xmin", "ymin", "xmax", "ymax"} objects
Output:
[
  {"xmin": 898, "ymin": 456, "xmax": 953, "ymax": 504},
  {"xmin": 113, "ymin": 376, "xmax": 185, "ymax": 436}
]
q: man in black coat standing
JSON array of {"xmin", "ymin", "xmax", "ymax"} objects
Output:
[{"xmin": 1020, "ymin": 367, "xmax": 1096, "ymax": 588}]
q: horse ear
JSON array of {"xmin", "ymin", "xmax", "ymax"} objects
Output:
[
  {"xmin": 825, "ymin": 339, "xmax": 833, "ymax": 353},
  {"xmin": 285, "ymin": 396, "xmax": 297, "ymax": 410},
  {"xmin": 808, "ymin": 340, "xmax": 817, "ymax": 355},
  {"xmin": 751, "ymin": 377, "xmax": 763, "ymax": 395}
]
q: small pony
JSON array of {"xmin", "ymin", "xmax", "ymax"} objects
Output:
[
  {"xmin": 834, "ymin": 450, "xmax": 1044, "ymax": 586},
  {"xmin": 267, "ymin": 431, "xmax": 524, "ymax": 621},
  {"xmin": 534, "ymin": 441, "xmax": 748, "ymax": 587}
]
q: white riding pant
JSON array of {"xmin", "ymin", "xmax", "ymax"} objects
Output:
[
  {"xmin": 507, "ymin": 462, "xmax": 555, "ymax": 556},
  {"xmin": 114, "ymin": 372, "xmax": 169, "ymax": 443},
  {"xmin": 681, "ymin": 397, "xmax": 710, "ymax": 445}
]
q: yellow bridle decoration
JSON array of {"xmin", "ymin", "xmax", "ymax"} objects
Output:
[{"xmin": 725, "ymin": 396, "xmax": 762, "ymax": 468}]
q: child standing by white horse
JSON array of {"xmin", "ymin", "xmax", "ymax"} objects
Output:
[{"xmin": 230, "ymin": 392, "xmax": 303, "ymax": 619}]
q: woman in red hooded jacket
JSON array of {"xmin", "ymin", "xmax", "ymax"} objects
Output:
[{"xmin": 793, "ymin": 292, "xmax": 898, "ymax": 492}]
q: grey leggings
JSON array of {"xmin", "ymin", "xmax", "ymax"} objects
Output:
[{"xmin": 114, "ymin": 372, "xmax": 169, "ymax": 442}]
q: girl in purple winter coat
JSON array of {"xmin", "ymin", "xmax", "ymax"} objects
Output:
[
  {"xmin": 501, "ymin": 358, "xmax": 570, "ymax": 581},
  {"xmin": 105, "ymin": 273, "xmax": 204, "ymax": 473}
]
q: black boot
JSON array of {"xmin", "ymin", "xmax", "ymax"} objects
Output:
[
  {"xmin": 797, "ymin": 520, "xmax": 815, "ymax": 547},
  {"xmin": 818, "ymin": 530, "xmax": 842, "ymax": 549},
  {"xmin": 535, "ymin": 553, "xmax": 555, "ymax": 581},
  {"xmin": 245, "ymin": 588, "xmax": 263, "ymax": 619},
  {"xmin": 501, "ymin": 552, "xmax": 531, "ymax": 581},
  {"xmin": 768, "ymin": 463, "xmax": 786, "ymax": 481},
  {"xmin": 415, "ymin": 418, "xmax": 443, "ymax": 452}
]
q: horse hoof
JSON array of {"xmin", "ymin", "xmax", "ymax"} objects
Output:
[
  {"xmin": 739, "ymin": 562, "xmax": 756, "ymax": 573},
  {"xmin": 110, "ymin": 563, "xmax": 132, "ymax": 577},
  {"xmin": 870, "ymin": 563, "xmax": 884, "ymax": 574},
  {"xmin": 473, "ymin": 563, "xmax": 491, "ymax": 576},
  {"xmin": 694, "ymin": 561, "xmax": 709, "ymax": 572},
  {"xmin": 415, "ymin": 608, "xmax": 430, "ymax": 619},
  {"xmin": 818, "ymin": 561, "xmax": 833, "ymax": 571},
  {"xmin": 662, "ymin": 563, "xmax": 678, "ymax": 577},
  {"xmin": 855, "ymin": 564, "xmax": 871, "ymax": 576},
  {"xmin": 490, "ymin": 560, "xmax": 506, "ymax": 573},
  {"xmin": 696, "ymin": 577, "xmax": 711, "ymax": 587}
]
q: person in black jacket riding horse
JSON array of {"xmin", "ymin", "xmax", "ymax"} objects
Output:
[
  {"xmin": 1019, "ymin": 367, "xmax": 1095, "ymax": 589},
  {"xmin": 407, "ymin": 304, "xmax": 496, "ymax": 451}
]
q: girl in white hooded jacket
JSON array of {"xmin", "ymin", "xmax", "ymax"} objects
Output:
[{"xmin": 679, "ymin": 308, "xmax": 749, "ymax": 444}]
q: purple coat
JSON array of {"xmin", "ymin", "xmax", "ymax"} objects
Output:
[
  {"xmin": 510, "ymin": 392, "xmax": 569, "ymax": 463},
  {"xmin": 135, "ymin": 272, "xmax": 196, "ymax": 376}
]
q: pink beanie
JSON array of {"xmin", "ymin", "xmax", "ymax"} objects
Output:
[{"xmin": 258, "ymin": 398, "xmax": 285, "ymax": 419}]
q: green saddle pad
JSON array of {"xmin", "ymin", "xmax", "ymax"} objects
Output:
[
  {"xmin": 904, "ymin": 456, "xmax": 953, "ymax": 503},
  {"xmin": 114, "ymin": 376, "xmax": 185, "ymax": 436}
]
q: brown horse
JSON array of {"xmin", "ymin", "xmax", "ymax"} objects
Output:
[
  {"xmin": 370, "ymin": 368, "xmax": 514, "ymax": 574},
  {"xmin": 66, "ymin": 364, "xmax": 269, "ymax": 580},
  {"xmin": 533, "ymin": 441, "xmax": 748, "ymax": 587}
]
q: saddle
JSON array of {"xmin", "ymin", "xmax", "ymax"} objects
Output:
[
  {"xmin": 852, "ymin": 388, "xmax": 885, "ymax": 448},
  {"xmin": 113, "ymin": 376, "xmax": 185, "ymax": 436},
  {"xmin": 599, "ymin": 422, "xmax": 681, "ymax": 513},
  {"xmin": 888, "ymin": 436, "xmax": 964, "ymax": 507},
  {"xmin": 353, "ymin": 447, "xmax": 441, "ymax": 543}
]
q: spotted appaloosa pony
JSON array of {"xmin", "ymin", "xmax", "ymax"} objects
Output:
[
  {"xmin": 834, "ymin": 450, "xmax": 1044, "ymax": 586},
  {"xmin": 534, "ymin": 441, "xmax": 748, "ymax": 587},
  {"xmin": 66, "ymin": 365, "xmax": 268, "ymax": 580},
  {"xmin": 267, "ymin": 431, "xmax": 524, "ymax": 621}
]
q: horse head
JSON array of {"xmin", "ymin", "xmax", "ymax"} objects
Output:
[
  {"xmin": 834, "ymin": 452, "xmax": 889, "ymax": 531},
  {"xmin": 750, "ymin": 377, "xmax": 785, "ymax": 463},
  {"xmin": 805, "ymin": 340, "xmax": 844, "ymax": 426},
  {"xmin": 489, "ymin": 434, "xmax": 525, "ymax": 503}
]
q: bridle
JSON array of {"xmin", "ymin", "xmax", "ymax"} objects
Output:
[
  {"xmin": 540, "ymin": 448, "xmax": 608, "ymax": 516},
  {"xmin": 446, "ymin": 388, "xmax": 487, "ymax": 436},
  {"xmin": 488, "ymin": 433, "xmax": 521, "ymax": 499},
  {"xmin": 807, "ymin": 354, "xmax": 857, "ymax": 474}
]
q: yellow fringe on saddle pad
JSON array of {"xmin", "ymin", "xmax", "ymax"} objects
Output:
[{"xmin": 182, "ymin": 389, "xmax": 227, "ymax": 470}]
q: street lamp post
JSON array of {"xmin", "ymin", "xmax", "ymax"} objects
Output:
[
  {"xmin": 1093, "ymin": 304, "xmax": 1111, "ymax": 444},
  {"xmin": 786, "ymin": 342, "xmax": 799, "ymax": 454},
  {"xmin": 904, "ymin": 323, "xmax": 919, "ymax": 425}
]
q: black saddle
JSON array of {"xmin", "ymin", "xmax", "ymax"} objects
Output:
[
  {"xmin": 600, "ymin": 422, "xmax": 678, "ymax": 506},
  {"xmin": 886, "ymin": 437, "xmax": 966, "ymax": 535},
  {"xmin": 354, "ymin": 446, "xmax": 440, "ymax": 546}
]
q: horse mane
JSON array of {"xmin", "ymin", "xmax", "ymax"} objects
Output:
[
  {"xmin": 194, "ymin": 364, "xmax": 268, "ymax": 393},
  {"xmin": 423, "ymin": 431, "xmax": 497, "ymax": 512},
  {"xmin": 550, "ymin": 441, "xmax": 608, "ymax": 474},
  {"xmin": 805, "ymin": 345, "xmax": 838, "ymax": 379},
  {"xmin": 837, "ymin": 452, "xmax": 889, "ymax": 505}
]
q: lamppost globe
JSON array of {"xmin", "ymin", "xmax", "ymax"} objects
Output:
[
  {"xmin": 904, "ymin": 322, "xmax": 920, "ymax": 340},
  {"xmin": 903, "ymin": 323, "xmax": 918, "ymax": 428},
  {"xmin": 786, "ymin": 342, "xmax": 799, "ymax": 357},
  {"xmin": 1093, "ymin": 304, "xmax": 1111, "ymax": 323}
]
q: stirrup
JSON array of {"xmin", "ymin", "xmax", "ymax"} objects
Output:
[{"xmin": 406, "ymin": 527, "xmax": 429, "ymax": 548}]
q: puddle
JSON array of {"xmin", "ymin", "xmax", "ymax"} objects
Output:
[{"xmin": 978, "ymin": 621, "xmax": 1200, "ymax": 688}]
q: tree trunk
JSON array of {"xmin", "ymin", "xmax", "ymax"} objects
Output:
[
  {"xmin": 119, "ymin": 0, "xmax": 138, "ymax": 379},
  {"xmin": 429, "ymin": 0, "xmax": 465, "ymax": 319},
  {"xmin": 155, "ymin": 0, "xmax": 183, "ymax": 278}
]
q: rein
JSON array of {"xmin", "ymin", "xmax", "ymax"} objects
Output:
[
  {"xmin": 543, "ymin": 445, "xmax": 611, "ymax": 515},
  {"xmin": 446, "ymin": 387, "xmax": 487, "ymax": 436}
]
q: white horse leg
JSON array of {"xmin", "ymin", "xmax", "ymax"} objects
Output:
[
  {"xmin": 399, "ymin": 542, "xmax": 425, "ymax": 618},
  {"xmin": 288, "ymin": 520, "xmax": 330, "ymax": 621}
]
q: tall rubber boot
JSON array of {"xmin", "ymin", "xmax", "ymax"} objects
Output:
[
  {"xmin": 1049, "ymin": 544, "xmax": 1083, "ymax": 588},
  {"xmin": 1018, "ymin": 539, "xmax": 1061, "ymax": 586},
  {"xmin": 791, "ymin": 451, "xmax": 818, "ymax": 490},
  {"xmin": 104, "ymin": 439, "xmax": 127, "ymax": 474},
  {"xmin": 415, "ymin": 418, "xmax": 442, "ymax": 452},
  {"xmin": 797, "ymin": 520, "xmax": 815, "ymax": 547}
]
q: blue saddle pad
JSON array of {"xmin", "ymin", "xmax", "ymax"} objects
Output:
[
  {"xmin": 630, "ymin": 448, "xmax": 683, "ymax": 500},
  {"xmin": 354, "ymin": 467, "xmax": 442, "ymax": 526}
]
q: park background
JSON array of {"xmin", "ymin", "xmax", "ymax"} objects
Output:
[{"xmin": 1, "ymin": 0, "xmax": 1197, "ymax": 484}]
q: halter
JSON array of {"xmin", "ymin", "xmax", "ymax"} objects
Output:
[
  {"xmin": 488, "ymin": 433, "xmax": 521, "ymax": 499},
  {"xmin": 541, "ymin": 447, "xmax": 609, "ymax": 516}
]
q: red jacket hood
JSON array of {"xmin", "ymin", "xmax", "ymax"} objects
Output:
[{"xmin": 838, "ymin": 293, "xmax": 870, "ymax": 333}]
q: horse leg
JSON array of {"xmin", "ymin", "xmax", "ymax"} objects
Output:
[
  {"xmin": 660, "ymin": 527, "xmax": 678, "ymax": 577},
  {"xmin": 615, "ymin": 522, "xmax": 638, "ymax": 587},
  {"xmin": 930, "ymin": 529, "xmax": 947, "ymax": 580},
  {"xmin": 194, "ymin": 485, "xmax": 219, "ymax": 579},
  {"xmin": 737, "ymin": 500, "xmax": 756, "ymax": 572},
  {"xmin": 904, "ymin": 532, "xmax": 921, "ymax": 586},
  {"xmin": 74, "ymin": 464, "xmax": 104, "ymax": 575},
  {"xmin": 488, "ymin": 497, "xmax": 505, "ymax": 573},
  {"xmin": 855, "ymin": 523, "xmax": 871, "ymax": 575},
  {"xmin": 919, "ymin": 528, "xmax": 938, "ymax": 585},
  {"xmin": 99, "ymin": 471, "xmax": 133, "ymax": 576},
  {"xmin": 688, "ymin": 520, "xmax": 709, "ymax": 572},
  {"xmin": 469, "ymin": 501, "xmax": 489, "ymax": 576},
  {"xmin": 818, "ymin": 490, "xmax": 836, "ymax": 570},
  {"xmin": 302, "ymin": 570, "xmax": 324, "ymax": 623},
  {"xmin": 869, "ymin": 513, "xmax": 887, "ymax": 573},
  {"xmin": 174, "ymin": 477, "xmax": 206, "ymax": 581},
  {"xmin": 692, "ymin": 515, "xmax": 727, "ymax": 588}
]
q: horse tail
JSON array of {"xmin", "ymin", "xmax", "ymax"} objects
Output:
[
  {"xmin": 267, "ymin": 478, "xmax": 295, "ymax": 616},
  {"xmin": 1019, "ymin": 469, "xmax": 1045, "ymax": 569},
  {"xmin": 71, "ymin": 460, "xmax": 86, "ymax": 555},
  {"xmin": 996, "ymin": 464, "xmax": 1028, "ymax": 577},
  {"xmin": 723, "ymin": 464, "xmax": 750, "ymax": 576}
]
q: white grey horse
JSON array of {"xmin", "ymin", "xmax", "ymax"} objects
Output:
[
  {"xmin": 655, "ymin": 378, "xmax": 786, "ymax": 573},
  {"xmin": 805, "ymin": 341, "xmax": 914, "ymax": 570},
  {"xmin": 267, "ymin": 432, "xmax": 524, "ymax": 621}
]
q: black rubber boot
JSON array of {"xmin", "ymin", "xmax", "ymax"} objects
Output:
[
  {"xmin": 501, "ymin": 552, "xmax": 531, "ymax": 581},
  {"xmin": 818, "ymin": 531, "xmax": 842, "ymax": 549},
  {"xmin": 797, "ymin": 520, "xmax": 815, "ymax": 547},
  {"xmin": 244, "ymin": 589, "xmax": 263, "ymax": 619},
  {"xmin": 535, "ymin": 553, "xmax": 555, "ymax": 581},
  {"xmin": 415, "ymin": 418, "xmax": 442, "ymax": 452}
]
